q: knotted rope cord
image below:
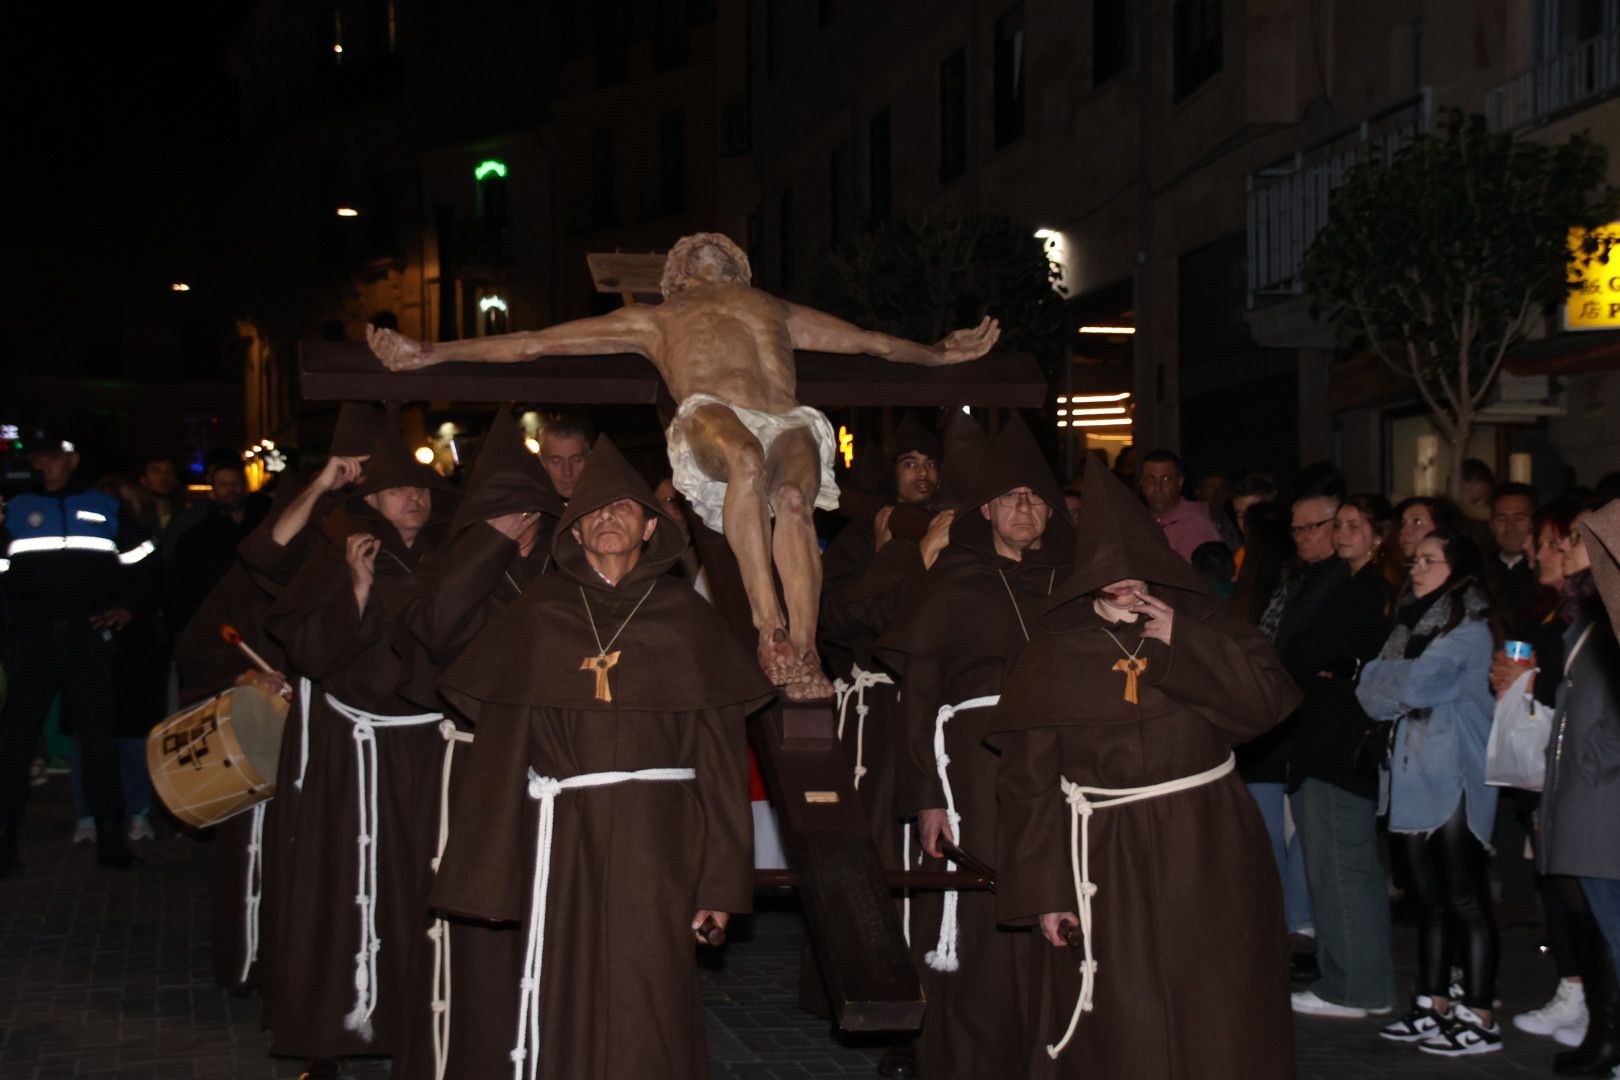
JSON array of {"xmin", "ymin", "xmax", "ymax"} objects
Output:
[
  {"xmin": 429, "ymin": 720, "xmax": 475, "ymax": 1080},
  {"xmin": 324, "ymin": 693, "xmax": 444, "ymax": 1040},
  {"xmin": 511, "ymin": 765, "xmax": 698, "ymax": 1080},
  {"xmin": 1045, "ymin": 754, "xmax": 1236, "ymax": 1059},
  {"xmin": 925, "ymin": 694, "xmax": 1001, "ymax": 972},
  {"xmin": 237, "ymin": 801, "xmax": 268, "ymax": 984},
  {"xmin": 836, "ymin": 665, "xmax": 894, "ymax": 790},
  {"xmin": 295, "ymin": 676, "xmax": 313, "ymax": 789}
]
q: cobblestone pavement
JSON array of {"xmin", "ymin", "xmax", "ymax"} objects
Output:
[{"xmin": 0, "ymin": 779, "xmax": 1577, "ymax": 1078}]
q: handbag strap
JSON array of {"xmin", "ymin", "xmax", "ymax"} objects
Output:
[{"xmin": 1565, "ymin": 623, "xmax": 1597, "ymax": 679}]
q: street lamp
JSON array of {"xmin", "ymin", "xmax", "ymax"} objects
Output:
[{"xmin": 336, "ymin": 207, "xmax": 359, "ymax": 218}]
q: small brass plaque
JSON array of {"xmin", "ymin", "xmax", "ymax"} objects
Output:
[{"xmin": 803, "ymin": 791, "xmax": 840, "ymax": 804}]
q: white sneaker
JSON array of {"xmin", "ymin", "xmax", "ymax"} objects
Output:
[
  {"xmin": 1554, "ymin": 1020, "xmax": 1587, "ymax": 1047},
  {"xmin": 1291, "ymin": 989, "xmax": 1369, "ymax": 1018},
  {"xmin": 1418, "ymin": 1003, "xmax": 1503, "ymax": 1056},
  {"xmin": 70, "ymin": 817, "xmax": 95, "ymax": 844},
  {"xmin": 127, "ymin": 814, "xmax": 155, "ymax": 842},
  {"xmin": 1513, "ymin": 978, "xmax": 1587, "ymax": 1037}
]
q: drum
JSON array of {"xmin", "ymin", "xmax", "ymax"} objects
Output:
[{"xmin": 146, "ymin": 684, "xmax": 287, "ymax": 828}]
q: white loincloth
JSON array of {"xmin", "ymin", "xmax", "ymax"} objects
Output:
[{"xmin": 665, "ymin": 392, "xmax": 841, "ymax": 533}]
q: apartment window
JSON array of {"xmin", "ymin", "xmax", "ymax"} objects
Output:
[
  {"xmin": 939, "ymin": 49, "xmax": 967, "ymax": 184},
  {"xmin": 868, "ymin": 110, "xmax": 892, "ymax": 224},
  {"xmin": 1093, "ymin": 0, "xmax": 1131, "ymax": 85},
  {"xmin": 993, "ymin": 6, "xmax": 1026, "ymax": 149},
  {"xmin": 656, "ymin": 0, "xmax": 690, "ymax": 70},
  {"xmin": 477, "ymin": 166, "xmax": 508, "ymax": 234},
  {"xmin": 779, "ymin": 188, "xmax": 794, "ymax": 288},
  {"xmin": 480, "ymin": 295, "xmax": 510, "ymax": 336},
  {"xmin": 591, "ymin": 128, "xmax": 616, "ymax": 229},
  {"xmin": 1538, "ymin": 0, "xmax": 1619, "ymax": 58},
  {"xmin": 830, "ymin": 144, "xmax": 851, "ymax": 246},
  {"xmin": 1173, "ymin": 0, "xmax": 1222, "ymax": 100},
  {"xmin": 660, "ymin": 110, "xmax": 687, "ymax": 215},
  {"xmin": 596, "ymin": 4, "xmax": 629, "ymax": 86}
]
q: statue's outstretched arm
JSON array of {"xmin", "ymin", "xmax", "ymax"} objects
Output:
[
  {"xmin": 367, "ymin": 308, "xmax": 658, "ymax": 371},
  {"xmin": 783, "ymin": 305, "xmax": 1000, "ymax": 367}
]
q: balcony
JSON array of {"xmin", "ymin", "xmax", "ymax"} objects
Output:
[
  {"xmin": 1245, "ymin": 91, "xmax": 1432, "ymax": 307},
  {"xmin": 1486, "ymin": 26, "xmax": 1620, "ymax": 131}
]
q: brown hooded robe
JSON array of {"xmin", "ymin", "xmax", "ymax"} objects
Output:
[
  {"xmin": 173, "ymin": 560, "xmax": 289, "ymax": 993},
  {"xmin": 988, "ymin": 462, "xmax": 1301, "ymax": 1079},
  {"xmin": 430, "ymin": 436, "xmax": 772, "ymax": 1080},
  {"xmin": 875, "ymin": 413, "xmax": 1074, "ymax": 1079},
  {"xmin": 391, "ymin": 409, "xmax": 564, "ymax": 1080},
  {"xmin": 261, "ymin": 435, "xmax": 459, "ymax": 1059},
  {"xmin": 1586, "ymin": 499, "xmax": 1620, "ymax": 640}
]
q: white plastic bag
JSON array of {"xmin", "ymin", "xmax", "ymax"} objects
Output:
[{"xmin": 1485, "ymin": 668, "xmax": 1553, "ymax": 791}]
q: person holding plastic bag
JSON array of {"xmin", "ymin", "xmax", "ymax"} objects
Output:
[
  {"xmin": 1356, "ymin": 529, "xmax": 1501, "ymax": 1056},
  {"xmin": 1537, "ymin": 503, "xmax": 1620, "ymax": 1076}
]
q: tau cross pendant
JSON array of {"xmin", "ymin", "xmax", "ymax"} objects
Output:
[
  {"xmin": 580, "ymin": 651, "xmax": 622, "ymax": 702},
  {"xmin": 1111, "ymin": 656, "xmax": 1148, "ymax": 705}
]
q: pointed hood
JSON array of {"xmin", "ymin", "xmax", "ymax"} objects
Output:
[
  {"xmin": 553, "ymin": 435, "xmax": 687, "ymax": 592},
  {"xmin": 1050, "ymin": 456, "xmax": 1214, "ymax": 612},
  {"xmin": 938, "ymin": 410, "xmax": 988, "ymax": 509},
  {"xmin": 451, "ymin": 409, "xmax": 564, "ymax": 535},
  {"xmin": 331, "ymin": 401, "xmax": 388, "ymax": 457},
  {"xmin": 947, "ymin": 411, "xmax": 1072, "ymax": 562},
  {"xmin": 1584, "ymin": 499, "xmax": 1620, "ymax": 640},
  {"xmin": 352, "ymin": 432, "xmax": 456, "ymax": 498}
]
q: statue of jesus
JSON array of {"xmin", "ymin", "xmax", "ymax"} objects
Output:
[{"xmin": 367, "ymin": 232, "xmax": 999, "ymax": 700}]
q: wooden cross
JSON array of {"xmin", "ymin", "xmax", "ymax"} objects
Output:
[
  {"xmin": 579, "ymin": 651, "xmax": 621, "ymax": 702},
  {"xmin": 1112, "ymin": 656, "xmax": 1148, "ymax": 705}
]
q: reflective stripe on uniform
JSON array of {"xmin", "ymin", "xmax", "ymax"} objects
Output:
[
  {"xmin": 7, "ymin": 535, "xmax": 120, "ymax": 556},
  {"xmin": 118, "ymin": 539, "xmax": 156, "ymax": 565}
]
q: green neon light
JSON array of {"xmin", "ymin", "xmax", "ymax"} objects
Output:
[{"xmin": 475, "ymin": 159, "xmax": 508, "ymax": 181}]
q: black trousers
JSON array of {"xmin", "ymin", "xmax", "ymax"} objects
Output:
[
  {"xmin": 0, "ymin": 619, "xmax": 125, "ymax": 829},
  {"xmin": 1391, "ymin": 802, "xmax": 1499, "ymax": 1008}
]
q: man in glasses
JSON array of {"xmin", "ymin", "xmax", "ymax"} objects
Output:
[{"xmin": 1137, "ymin": 449, "xmax": 1221, "ymax": 562}]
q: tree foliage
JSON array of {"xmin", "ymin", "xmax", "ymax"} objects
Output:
[
  {"xmin": 1301, "ymin": 109, "xmax": 1616, "ymax": 494},
  {"xmin": 814, "ymin": 214, "xmax": 1074, "ymax": 376}
]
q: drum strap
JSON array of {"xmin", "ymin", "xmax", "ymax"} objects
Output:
[
  {"xmin": 510, "ymin": 765, "xmax": 697, "ymax": 1080},
  {"xmin": 429, "ymin": 720, "xmax": 474, "ymax": 1080},
  {"xmin": 324, "ymin": 693, "xmax": 445, "ymax": 1040},
  {"xmin": 239, "ymin": 801, "xmax": 268, "ymax": 984},
  {"xmin": 836, "ymin": 664, "xmax": 894, "ymax": 792},
  {"xmin": 925, "ymin": 695, "xmax": 1000, "ymax": 973}
]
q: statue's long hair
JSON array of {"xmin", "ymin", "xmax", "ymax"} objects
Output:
[{"xmin": 660, "ymin": 233, "xmax": 752, "ymax": 298}]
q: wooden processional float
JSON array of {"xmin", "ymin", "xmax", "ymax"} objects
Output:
[{"xmin": 296, "ymin": 252, "xmax": 1047, "ymax": 1032}]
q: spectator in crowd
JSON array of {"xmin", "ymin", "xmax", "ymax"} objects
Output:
[
  {"xmin": 1198, "ymin": 469, "xmax": 1244, "ymax": 552},
  {"xmin": 1535, "ymin": 502, "xmax": 1620, "ymax": 1075},
  {"xmin": 138, "ymin": 455, "xmax": 184, "ymax": 534},
  {"xmin": 1287, "ymin": 493, "xmax": 1400, "ymax": 1019},
  {"xmin": 1230, "ymin": 471, "xmax": 1280, "ymax": 572},
  {"xmin": 1357, "ymin": 530, "xmax": 1502, "ymax": 1056},
  {"xmin": 1110, "ymin": 444, "xmax": 1136, "ymax": 489},
  {"xmin": 1137, "ymin": 449, "xmax": 1222, "ymax": 562},
  {"xmin": 164, "ymin": 460, "xmax": 264, "ymax": 637},
  {"xmin": 1460, "ymin": 458, "xmax": 1496, "ymax": 528},
  {"xmin": 1190, "ymin": 540, "xmax": 1236, "ymax": 598},
  {"xmin": 1395, "ymin": 496, "xmax": 1463, "ymax": 560},
  {"xmin": 1485, "ymin": 483, "xmax": 1539, "ymax": 629},
  {"xmin": 538, "ymin": 414, "xmax": 594, "ymax": 501},
  {"xmin": 1231, "ymin": 500, "xmax": 1293, "ymax": 630}
]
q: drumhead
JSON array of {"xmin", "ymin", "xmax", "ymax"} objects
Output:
[{"xmin": 225, "ymin": 684, "xmax": 287, "ymax": 779}]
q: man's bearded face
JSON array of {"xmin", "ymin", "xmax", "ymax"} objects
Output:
[
  {"xmin": 572, "ymin": 498, "xmax": 658, "ymax": 561},
  {"xmin": 893, "ymin": 451, "xmax": 938, "ymax": 506},
  {"xmin": 366, "ymin": 486, "xmax": 431, "ymax": 533},
  {"xmin": 210, "ymin": 468, "xmax": 247, "ymax": 513},
  {"xmin": 981, "ymin": 486, "xmax": 1051, "ymax": 550}
]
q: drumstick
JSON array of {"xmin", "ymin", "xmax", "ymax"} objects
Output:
[
  {"xmin": 220, "ymin": 623, "xmax": 276, "ymax": 676},
  {"xmin": 695, "ymin": 915, "xmax": 726, "ymax": 947},
  {"xmin": 1056, "ymin": 919, "xmax": 1085, "ymax": 950}
]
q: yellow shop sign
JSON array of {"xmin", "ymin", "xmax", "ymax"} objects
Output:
[{"xmin": 1566, "ymin": 222, "xmax": 1620, "ymax": 330}]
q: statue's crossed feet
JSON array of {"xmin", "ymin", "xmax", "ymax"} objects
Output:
[{"xmin": 759, "ymin": 630, "xmax": 835, "ymax": 702}]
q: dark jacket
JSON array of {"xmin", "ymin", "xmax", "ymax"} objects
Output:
[
  {"xmin": 1237, "ymin": 557, "xmax": 1341, "ymax": 785},
  {"xmin": 1283, "ymin": 561, "xmax": 1393, "ymax": 799}
]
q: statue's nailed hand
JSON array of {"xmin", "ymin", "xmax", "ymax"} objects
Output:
[
  {"xmin": 931, "ymin": 316, "xmax": 1001, "ymax": 365},
  {"xmin": 367, "ymin": 324, "xmax": 437, "ymax": 371}
]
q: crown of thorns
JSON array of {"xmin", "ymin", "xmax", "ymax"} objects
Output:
[{"xmin": 661, "ymin": 233, "xmax": 752, "ymax": 298}]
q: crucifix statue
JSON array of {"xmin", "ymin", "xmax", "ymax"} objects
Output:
[{"xmin": 367, "ymin": 232, "xmax": 999, "ymax": 700}]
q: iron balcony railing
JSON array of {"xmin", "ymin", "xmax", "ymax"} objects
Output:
[
  {"xmin": 1486, "ymin": 25, "xmax": 1620, "ymax": 131},
  {"xmin": 1245, "ymin": 90, "xmax": 1433, "ymax": 307}
]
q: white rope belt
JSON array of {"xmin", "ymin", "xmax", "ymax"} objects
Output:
[
  {"xmin": 295, "ymin": 676, "xmax": 313, "ymax": 789},
  {"xmin": 324, "ymin": 693, "xmax": 445, "ymax": 1040},
  {"xmin": 1045, "ymin": 753, "xmax": 1236, "ymax": 1060},
  {"xmin": 836, "ymin": 664, "xmax": 893, "ymax": 790},
  {"xmin": 511, "ymin": 764, "xmax": 697, "ymax": 1080},
  {"xmin": 238, "ymin": 801, "xmax": 268, "ymax": 984},
  {"xmin": 925, "ymin": 694, "xmax": 1000, "ymax": 973},
  {"xmin": 429, "ymin": 720, "xmax": 475, "ymax": 1080}
]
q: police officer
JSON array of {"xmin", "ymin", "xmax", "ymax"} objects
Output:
[{"xmin": 0, "ymin": 430, "xmax": 152, "ymax": 874}]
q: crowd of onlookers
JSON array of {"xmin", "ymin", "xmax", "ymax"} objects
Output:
[{"xmin": 1115, "ymin": 446, "xmax": 1620, "ymax": 1067}]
